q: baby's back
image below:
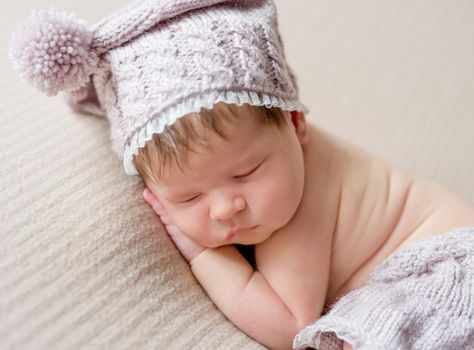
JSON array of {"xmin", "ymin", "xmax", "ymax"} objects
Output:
[{"xmin": 307, "ymin": 125, "xmax": 474, "ymax": 306}]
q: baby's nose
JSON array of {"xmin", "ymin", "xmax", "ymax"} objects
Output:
[{"xmin": 209, "ymin": 195, "xmax": 246, "ymax": 221}]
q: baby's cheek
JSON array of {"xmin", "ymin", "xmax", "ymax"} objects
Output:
[
  {"xmin": 275, "ymin": 176, "xmax": 302, "ymax": 211},
  {"xmin": 252, "ymin": 179, "xmax": 297, "ymax": 228},
  {"xmin": 173, "ymin": 207, "xmax": 210, "ymax": 244},
  {"xmin": 165, "ymin": 208, "xmax": 191, "ymax": 232}
]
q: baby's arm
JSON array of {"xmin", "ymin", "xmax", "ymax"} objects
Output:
[
  {"xmin": 191, "ymin": 246, "xmax": 306, "ymax": 349},
  {"xmin": 144, "ymin": 188, "xmax": 328, "ymax": 349},
  {"xmin": 193, "ymin": 216, "xmax": 330, "ymax": 350}
]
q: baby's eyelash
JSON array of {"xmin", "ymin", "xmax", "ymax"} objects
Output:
[
  {"xmin": 235, "ymin": 161, "xmax": 263, "ymax": 178},
  {"xmin": 179, "ymin": 194, "xmax": 200, "ymax": 203}
]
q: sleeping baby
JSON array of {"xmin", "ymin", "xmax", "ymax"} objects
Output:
[{"xmin": 10, "ymin": 0, "xmax": 474, "ymax": 349}]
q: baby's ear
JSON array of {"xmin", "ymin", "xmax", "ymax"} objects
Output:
[{"xmin": 290, "ymin": 111, "xmax": 309, "ymax": 145}]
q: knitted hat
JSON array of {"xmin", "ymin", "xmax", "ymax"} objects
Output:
[{"xmin": 9, "ymin": 0, "xmax": 308, "ymax": 176}]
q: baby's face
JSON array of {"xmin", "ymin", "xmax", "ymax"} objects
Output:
[{"xmin": 148, "ymin": 112, "xmax": 307, "ymax": 248}]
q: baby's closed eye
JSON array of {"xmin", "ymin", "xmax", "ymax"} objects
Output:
[
  {"xmin": 234, "ymin": 159, "xmax": 265, "ymax": 179},
  {"xmin": 177, "ymin": 194, "xmax": 201, "ymax": 203}
]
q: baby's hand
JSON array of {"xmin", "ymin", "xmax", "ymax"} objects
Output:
[
  {"xmin": 343, "ymin": 342, "xmax": 353, "ymax": 350},
  {"xmin": 143, "ymin": 188, "xmax": 206, "ymax": 263}
]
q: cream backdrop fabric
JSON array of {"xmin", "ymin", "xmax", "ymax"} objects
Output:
[{"xmin": 1, "ymin": 1, "xmax": 473, "ymax": 349}]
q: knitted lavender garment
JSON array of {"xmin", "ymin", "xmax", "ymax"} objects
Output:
[
  {"xmin": 9, "ymin": 0, "xmax": 308, "ymax": 176},
  {"xmin": 293, "ymin": 226, "xmax": 474, "ymax": 350}
]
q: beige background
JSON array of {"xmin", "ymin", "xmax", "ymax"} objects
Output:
[{"xmin": 1, "ymin": 1, "xmax": 473, "ymax": 349}]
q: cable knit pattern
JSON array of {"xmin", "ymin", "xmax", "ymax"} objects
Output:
[
  {"xmin": 10, "ymin": 0, "xmax": 306, "ymax": 175},
  {"xmin": 293, "ymin": 227, "xmax": 474, "ymax": 350},
  {"xmin": 91, "ymin": 0, "xmax": 229, "ymax": 54}
]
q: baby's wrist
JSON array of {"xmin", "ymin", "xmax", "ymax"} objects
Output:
[{"xmin": 189, "ymin": 247, "xmax": 212, "ymax": 267}]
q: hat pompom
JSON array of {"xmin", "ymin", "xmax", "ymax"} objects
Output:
[{"xmin": 9, "ymin": 7, "xmax": 99, "ymax": 96}]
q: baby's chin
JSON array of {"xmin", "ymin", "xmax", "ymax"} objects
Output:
[
  {"xmin": 230, "ymin": 228, "xmax": 274, "ymax": 246},
  {"xmin": 199, "ymin": 227, "xmax": 275, "ymax": 248}
]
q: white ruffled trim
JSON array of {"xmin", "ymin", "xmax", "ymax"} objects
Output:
[
  {"xmin": 293, "ymin": 323, "xmax": 349, "ymax": 349},
  {"xmin": 293, "ymin": 319, "xmax": 381, "ymax": 350},
  {"xmin": 123, "ymin": 90, "xmax": 309, "ymax": 176}
]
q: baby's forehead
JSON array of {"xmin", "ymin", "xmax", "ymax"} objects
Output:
[
  {"xmin": 184, "ymin": 109, "xmax": 270, "ymax": 143},
  {"xmin": 143, "ymin": 104, "xmax": 289, "ymax": 186},
  {"xmin": 153, "ymin": 127, "xmax": 273, "ymax": 186}
]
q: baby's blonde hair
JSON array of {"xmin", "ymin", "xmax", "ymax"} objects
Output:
[{"xmin": 132, "ymin": 102, "xmax": 288, "ymax": 185}]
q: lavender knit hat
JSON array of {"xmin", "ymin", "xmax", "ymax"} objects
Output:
[{"xmin": 9, "ymin": 0, "xmax": 308, "ymax": 176}]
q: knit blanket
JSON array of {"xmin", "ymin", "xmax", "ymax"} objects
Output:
[{"xmin": 293, "ymin": 227, "xmax": 474, "ymax": 350}]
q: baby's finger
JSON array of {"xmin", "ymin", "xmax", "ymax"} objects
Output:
[
  {"xmin": 160, "ymin": 212, "xmax": 173, "ymax": 225},
  {"xmin": 143, "ymin": 188, "xmax": 165, "ymax": 215},
  {"xmin": 142, "ymin": 188, "xmax": 175, "ymax": 226},
  {"xmin": 142, "ymin": 188, "xmax": 155, "ymax": 204}
]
